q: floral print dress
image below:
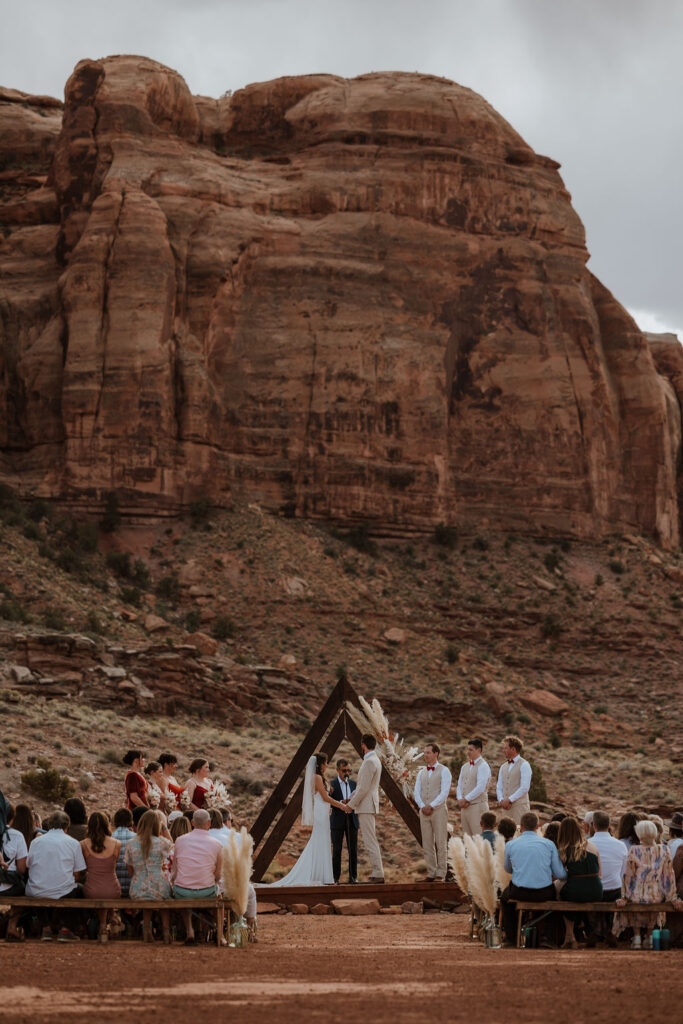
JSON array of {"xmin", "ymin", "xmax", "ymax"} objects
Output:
[
  {"xmin": 124, "ymin": 835, "xmax": 173, "ymax": 900},
  {"xmin": 613, "ymin": 843, "xmax": 676, "ymax": 933}
]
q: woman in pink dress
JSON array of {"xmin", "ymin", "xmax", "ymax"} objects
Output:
[{"xmin": 82, "ymin": 812, "xmax": 121, "ymax": 943}]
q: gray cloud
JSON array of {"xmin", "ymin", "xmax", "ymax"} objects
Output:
[{"xmin": 1, "ymin": 0, "xmax": 680, "ymax": 335}]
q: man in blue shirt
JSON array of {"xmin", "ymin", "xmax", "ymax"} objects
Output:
[{"xmin": 500, "ymin": 811, "xmax": 567, "ymax": 944}]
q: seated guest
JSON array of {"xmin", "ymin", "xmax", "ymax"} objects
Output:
[
  {"xmin": 550, "ymin": 812, "xmax": 567, "ymax": 823},
  {"xmin": 25, "ymin": 810, "xmax": 86, "ymax": 941},
  {"xmin": 125, "ymin": 810, "xmax": 172, "ymax": 943},
  {"xmin": 543, "ymin": 822, "xmax": 560, "ymax": 847},
  {"xmin": 582, "ymin": 812, "xmax": 594, "ymax": 837},
  {"xmin": 613, "ymin": 819, "xmax": 682, "ymax": 949},
  {"xmin": 648, "ymin": 814, "xmax": 665, "ymax": 840},
  {"xmin": 185, "ymin": 759, "xmax": 212, "ymax": 811},
  {"xmin": 13, "ymin": 803, "xmax": 39, "ymax": 850},
  {"xmin": 668, "ymin": 811, "xmax": 683, "ymax": 861},
  {"xmin": 587, "ymin": 810, "xmax": 627, "ymax": 947},
  {"xmin": 169, "ymin": 814, "xmax": 191, "ymax": 842},
  {"xmin": 171, "ymin": 809, "xmax": 222, "ymax": 944},
  {"xmin": 480, "ymin": 812, "xmax": 497, "ymax": 848},
  {"xmin": 64, "ymin": 798, "xmax": 88, "ymax": 841},
  {"xmin": 81, "ymin": 812, "xmax": 121, "ymax": 943},
  {"xmin": 209, "ymin": 809, "xmax": 230, "ymax": 846},
  {"xmin": 1, "ymin": 803, "xmax": 28, "ymax": 941},
  {"xmin": 497, "ymin": 817, "xmax": 517, "ymax": 843},
  {"xmin": 132, "ymin": 805, "xmax": 148, "ymax": 829},
  {"xmin": 111, "ymin": 808, "xmax": 136, "ymax": 898},
  {"xmin": 668, "ymin": 815, "xmax": 683, "ymax": 946},
  {"xmin": 617, "ymin": 811, "xmax": 641, "ymax": 851},
  {"xmin": 123, "ymin": 749, "xmax": 149, "ymax": 810},
  {"xmin": 159, "ymin": 753, "xmax": 185, "ymax": 808},
  {"xmin": 557, "ymin": 816, "xmax": 603, "ymax": 948},
  {"xmin": 500, "ymin": 811, "xmax": 567, "ymax": 945}
]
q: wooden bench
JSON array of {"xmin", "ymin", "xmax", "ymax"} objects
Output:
[
  {"xmin": 2, "ymin": 896, "xmax": 232, "ymax": 946},
  {"xmin": 513, "ymin": 900, "xmax": 676, "ymax": 948}
]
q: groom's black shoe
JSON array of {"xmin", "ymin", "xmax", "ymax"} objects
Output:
[{"xmin": 348, "ymin": 877, "xmax": 358, "ymax": 884}]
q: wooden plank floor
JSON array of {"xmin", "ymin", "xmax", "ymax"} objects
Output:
[{"xmin": 254, "ymin": 880, "xmax": 464, "ymax": 907}]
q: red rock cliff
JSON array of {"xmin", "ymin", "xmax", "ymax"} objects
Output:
[{"xmin": 0, "ymin": 57, "xmax": 680, "ymax": 544}]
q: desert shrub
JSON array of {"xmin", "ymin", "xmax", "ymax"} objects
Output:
[
  {"xmin": 56, "ymin": 548, "xmax": 83, "ymax": 575},
  {"xmin": 106, "ymin": 551, "xmax": 131, "ymax": 579},
  {"xmin": 0, "ymin": 597, "xmax": 28, "ymax": 623},
  {"xmin": 99, "ymin": 747, "xmax": 123, "ymax": 765},
  {"xmin": 131, "ymin": 559, "xmax": 151, "ymax": 589},
  {"xmin": 189, "ymin": 497, "xmax": 212, "ymax": 528},
  {"xmin": 528, "ymin": 756, "xmax": 548, "ymax": 803},
  {"xmin": 473, "ymin": 535, "xmax": 489, "ymax": 552},
  {"xmin": 22, "ymin": 521, "xmax": 42, "ymax": 541},
  {"xmin": 541, "ymin": 613, "xmax": 562, "ymax": 640},
  {"xmin": 100, "ymin": 492, "xmax": 121, "ymax": 533},
  {"xmin": 549, "ymin": 730, "xmax": 562, "ymax": 749},
  {"xmin": 444, "ymin": 643, "xmax": 458, "ymax": 664},
  {"xmin": 544, "ymin": 549, "xmax": 561, "ymax": 573},
  {"xmin": 119, "ymin": 586, "xmax": 141, "ymax": 607},
  {"xmin": 431, "ymin": 522, "xmax": 458, "ymax": 549},
  {"xmin": 212, "ymin": 616, "xmax": 235, "ymax": 640},
  {"xmin": 230, "ymin": 771, "xmax": 264, "ymax": 796},
  {"xmin": 85, "ymin": 610, "xmax": 103, "ymax": 635},
  {"xmin": 44, "ymin": 607, "xmax": 66, "ymax": 631},
  {"xmin": 155, "ymin": 573, "xmax": 180, "ymax": 605},
  {"xmin": 185, "ymin": 609, "xmax": 202, "ymax": 632},
  {"xmin": 609, "ymin": 559, "xmax": 625, "ymax": 575},
  {"xmin": 27, "ymin": 498, "xmax": 51, "ymax": 522},
  {"xmin": 341, "ymin": 523, "xmax": 378, "ymax": 557},
  {"xmin": 21, "ymin": 760, "xmax": 74, "ymax": 801}
]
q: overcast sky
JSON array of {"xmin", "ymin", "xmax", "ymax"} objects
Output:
[{"xmin": 2, "ymin": 0, "xmax": 681, "ymax": 339}]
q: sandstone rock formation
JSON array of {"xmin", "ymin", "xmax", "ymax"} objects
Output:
[{"xmin": 1, "ymin": 57, "xmax": 681, "ymax": 544}]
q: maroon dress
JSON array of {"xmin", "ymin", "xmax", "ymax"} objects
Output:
[{"xmin": 125, "ymin": 770, "xmax": 148, "ymax": 811}]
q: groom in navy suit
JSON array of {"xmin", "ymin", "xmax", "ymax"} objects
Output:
[{"xmin": 329, "ymin": 758, "xmax": 359, "ymax": 883}]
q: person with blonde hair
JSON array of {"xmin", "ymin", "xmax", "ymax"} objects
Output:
[
  {"xmin": 557, "ymin": 816, "xmax": 602, "ymax": 948},
  {"xmin": 614, "ymin": 819, "xmax": 683, "ymax": 949},
  {"xmin": 125, "ymin": 810, "xmax": 172, "ymax": 942},
  {"xmin": 169, "ymin": 814, "xmax": 191, "ymax": 842}
]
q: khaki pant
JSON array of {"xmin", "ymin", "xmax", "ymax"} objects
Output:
[
  {"xmin": 461, "ymin": 797, "xmax": 488, "ymax": 837},
  {"xmin": 419, "ymin": 803, "xmax": 448, "ymax": 879},
  {"xmin": 357, "ymin": 813, "xmax": 383, "ymax": 879},
  {"xmin": 502, "ymin": 796, "xmax": 530, "ymax": 826}
]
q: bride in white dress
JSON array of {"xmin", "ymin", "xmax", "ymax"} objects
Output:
[{"xmin": 267, "ymin": 753, "xmax": 352, "ymax": 887}]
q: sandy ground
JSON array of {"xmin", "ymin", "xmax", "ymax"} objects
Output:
[{"xmin": 1, "ymin": 914, "xmax": 681, "ymax": 1024}]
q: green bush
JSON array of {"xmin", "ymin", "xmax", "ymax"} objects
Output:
[
  {"xmin": 0, "ymin": 597, "xmax": 28, "ymax": 623},
  {"xmin": 119, "ymin": 586, "xmax": 141, "ymax": 607},
  {"xmin": 21, "ymin": 760, "xmax": 74, "ymax": 801},
  {"xmin": 528, "ymin": 756, "xmax": 547, "ymax": 803},
  {"xmin": 549, "ymin": 730, "xmax": 561, "ymax": 749},
  {"xmin": 445, "ymin": 643, "xmax": 458, "ymax": 664},
  {"xmin": 342, "ymin": 523, "xmax": 378, "ymax": 557},
  {"xmin": 189, "ymin": 498, "xmax": 212, "ymax": 528},
  {"xmin": 106, "ymin": 551, "xmax": 132, "ymax": 579},
  {"xmin": 212, "ymin": 615, "xmax": 235, "ymax": 640},
  {"xmin": 473, "ymin": 535, "xmax": 489, "ymax": 552},
  {"xmin": 609, "ymin": 559, "xmax": 625, "ymax": 575},
  {"xmin": 231, "ymin": 771, "xmax": 264, "ymax": 796},
  {"xmin": 132, "ymin": 559, "xmax": 151, "ymax": 589},
  {"xmin": 43, "ymin": 607, "xmax": 66, "ymax": 631},
  {"xmin": 541, "ymin": 613, "xmax": 562, "ymax": 640},
  {"xmin": 431, "ymin": 522, "xmax": 458, "ymax": 549},
  {"xmin": 185, "ymin": 609, "xmax": 202, "ymax": 632},
  {"xmin": 100, "ymin": 492, "xmax": 121, "ymax": 533},
  {"xmin": 85, "ymin": 610, "xmax": 103, "ymax": 635},
  {"xmin": 544, "ymin": 549, "xmax": 560, "ymax": 573},
  {"xmin": 155, "ymin": 574, "xmax": 180, "ymax": 605}
]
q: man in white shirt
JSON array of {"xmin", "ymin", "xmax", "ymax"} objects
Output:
[
  {"xmin": 586, "ymin": 809, "xmax": 627, "ymax": 947},
  {"xmin": 414, "ymin": 742, "xmax": 452, "ymax": 881},
  {"xmin": 456, "ymin": 737, "xmax": 491, "ymax": 836},
  {"xmin": 496, "ymin": 735, "xmax": 531, "ymax": 825},
  {"xmin": 25, "ymin": 810, "xmax": 86, "ymax": 941}
]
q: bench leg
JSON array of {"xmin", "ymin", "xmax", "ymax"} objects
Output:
[
  {"xmin": 517, "ymin": 908, "xmax": 523, "ymax": 948},
  {"xmin": 216, "ymin": 904, "xmax": 224, "ymax": 947}
]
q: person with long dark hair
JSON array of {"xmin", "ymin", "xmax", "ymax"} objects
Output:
[
  {"xmin": 557, "ymin": 816, "xmax": 603, "ymax": 948},
  {"xmin": 64, "ymin": 798, "xmax": 88, "ymax": 841},
  {"xmin": 123, "ymin": 750, "xmax": 149, "ymax": 811},
  {"xmin": 81, "ymin": 812, "xmax": 121, "ymax": 942},
  {"xmin": 185, "ymin": 759, "xmax": 212, "ymax": 810}
]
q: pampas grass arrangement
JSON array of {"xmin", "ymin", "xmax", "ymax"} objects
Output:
[
  {"xmin": 464, "ymin": 835, "xmax": 496, "ymax": 917},
  {"xmin": 493, "ymin": 834, "xmax": 511, "ymax": 893},
  {"xmin": 448, "ymin": 835, "xmax": 470, "ymax": 896},
  {"xmin": 346, "ymin": 695, "xmax": 422, "ymax": 796},
  {"xmin": 221, "ymin": 827, "xmax": 254, "ymax": 917}
]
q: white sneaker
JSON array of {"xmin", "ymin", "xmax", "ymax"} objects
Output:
[
  {"xmin": 642, "ymin": 934, "xmax": 653, "ymax": 950},
  {"xmin": 631, "ymin": 935, "xmax": 642, "ymax": 949}
]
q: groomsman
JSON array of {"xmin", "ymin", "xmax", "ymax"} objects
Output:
[
  {"xmin": 414, "ymin": 742, "xmax": 452, "ymax": 881},
  {"xmin": 456, "ymin": 737, "xmax": 491, "ymax": 836},
  {"xmin": 329, "ymin": 758, "xmax": 359, "ymax": 883},
  {"xmin": 496, "ymin": 735, "xmax": 531, "ymax": 825}
]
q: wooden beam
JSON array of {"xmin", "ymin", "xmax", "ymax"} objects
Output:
[
  {"xmin": 252, "ymin": 712, "xmax": 348, "ymax": 880},
  {"xmin": 250, "ymin": 678, "xmax": 347, "ymax": 846}
]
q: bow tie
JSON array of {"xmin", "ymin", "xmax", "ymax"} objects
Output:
[
  {"xmin": 469, "ymin": 761, "xmax": 475, "ymax": 766},
  {"xmin": 508, "ymin": 759, "xmax": 515, "ymax": 765},
  {"xmin": 427, "ymin": 766, "xmax": 435, "ymax": 771}
]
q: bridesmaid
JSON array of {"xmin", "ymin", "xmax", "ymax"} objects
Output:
[
  {"xmin": 185, "ymin": 758, "xmax": 212, "ymax": 810},
  {"xmin": 158, "ymin": 752, "xmax": 185, "ymax": 809},
  {"xmin": 123, "ymin": 749, "xmax": 149, "ymax": 810}
]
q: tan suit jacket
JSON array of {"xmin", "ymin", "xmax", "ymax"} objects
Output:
[{"xmin": 348, "ymin": 752, "xmax": 381, "ymax": 813}]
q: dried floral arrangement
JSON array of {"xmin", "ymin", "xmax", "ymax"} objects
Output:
[
  {"xmin": 345, "ymin": 696, "xmax": 422, "ymax": 797},
  {"xmin": 221, "ymin": 827, "xmax": 254, "ymax": 917},
  {"xmin": 204, "ymin": 779, "xmax": 232, "ymax": 812}
]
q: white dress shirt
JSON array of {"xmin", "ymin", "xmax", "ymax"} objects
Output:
[
  {"xmin": 496, "ymin": 755, "xmax": 532, "ymax": 803},
  {"xmin": 668, "ymin": 837, "xmax": 683, "ymax": 859},
  {"xmin": 590, "ymin": 829, "xmax": 628, "ymax": 890},
  {"xmin": 26, "ymin": 829, "xmax": 86, "ymax": 898},
  {"xmin": 414, "ymin": 762, "xmax": 452, "ymax": 809},
  {"xmin": 456, "ymin": 756, "xmax": 491, "ymax": 801},
  {"xmin": 337, "ymin": 775, "xmax": 351, "ymax": 801}
]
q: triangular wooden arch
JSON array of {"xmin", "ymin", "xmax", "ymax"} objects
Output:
[{"xmin": 250, "ymin": 674, "xmax": 422, "ymax": 881}]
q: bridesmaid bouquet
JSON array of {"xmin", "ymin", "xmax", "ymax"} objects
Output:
[
  {"xmin": 346, "ymin": 695, "xmax": 422, "ymax": 797},
  {"xmin": 204, "ymin": 779, "xmax": 232, "ymax": 811}
]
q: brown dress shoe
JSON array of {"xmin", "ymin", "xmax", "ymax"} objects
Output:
[{"xmin": 367, "ymin": 876, "xmax": 385, "ymax": 883}]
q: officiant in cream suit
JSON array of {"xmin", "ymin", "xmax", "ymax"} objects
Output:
[{"xmin": 347, "ymin": 733, "xmax": 384, "ymax": 883}]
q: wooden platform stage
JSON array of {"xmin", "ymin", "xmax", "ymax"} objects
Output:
[{"xmin": 254, "ymin": 880, "xmax": 464, "ymax": 908}]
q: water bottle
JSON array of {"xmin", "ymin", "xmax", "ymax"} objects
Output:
[
  {"xmin": 651, "ymin": 929, "xmax": 660, "ymax": 950},
  {"xmin": 660, "ymin": 928, "xmax": 670, "ymax": 951}
]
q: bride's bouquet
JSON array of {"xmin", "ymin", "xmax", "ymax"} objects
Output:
[{"xmin": 346, "ymin": 695, "xmax": 422, "ymax": 797}]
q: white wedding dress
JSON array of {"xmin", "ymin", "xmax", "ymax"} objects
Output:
[{"xmin": 266, "ymin": 758, "xmax": 334, "ymax": 887}]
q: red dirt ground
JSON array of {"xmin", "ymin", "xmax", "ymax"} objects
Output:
[{"xmin": 1, "ymin": 914, "xmax": 680, "ymax": 1023}]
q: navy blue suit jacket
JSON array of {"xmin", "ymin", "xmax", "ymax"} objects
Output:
[{"xmin": 329, "ymin": 777, "xmax": 359, "ymax": 830}]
